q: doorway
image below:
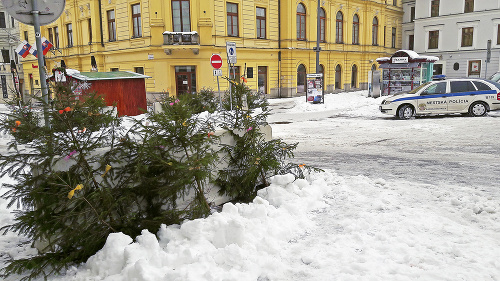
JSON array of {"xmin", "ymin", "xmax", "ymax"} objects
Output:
[
  {"xmin": 175, "ymin": 66, "xmax": 196, "ymax": 96},
  {"xmin": 258, "ymin": 66, "xmax": 267, "ymax": 95}
]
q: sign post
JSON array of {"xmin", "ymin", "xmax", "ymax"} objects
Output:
[
  {"xmin": 211, "ymin": 54, "xmax": 223, "ymax": 108},
  {"xmin": 226, "ymin": 42, "xmax": 237, "ymax": 110},
  {"xmin": 486, "ymin": 39, "xmax": 491, "ymax": 79}
]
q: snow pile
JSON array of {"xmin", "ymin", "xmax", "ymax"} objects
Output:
[
  {"xmin": 56, "ymin": 172, "xmax": 333, "ymax": 281},
  {"xmin": 268, "ymin": 91, "xmax": 385, "ymax": 121}
]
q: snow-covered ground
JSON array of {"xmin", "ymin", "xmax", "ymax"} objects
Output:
[{"xmin": 1, "ymin": 92, "xmax": 499, "ymax": 280}]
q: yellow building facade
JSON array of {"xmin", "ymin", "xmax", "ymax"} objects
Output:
[{"xmin": 19, "ymin": 0, "xmax": 402, "ymax": 100}]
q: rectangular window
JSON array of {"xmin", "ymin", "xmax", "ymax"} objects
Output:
[
  {"xmin": 256, "ymin": 7, "xmax": 266, "ymax": 39},
  {"xmin": 11, "ymin": 17, "xmax": 14, "ymax": 28},
  {"xmin": 392, "ymin": 27, "xmax": 396, "ymax": 48},
  {"xmin": 468, "ymin": 60, "xmax": 481, "ymax": 76},
  {"xmin": 0, "ymin": 12, "xmax": 5, "ymax": 28},
  {"xmin": 227, "ymin": 3, "xmax": 238, "ymax": 37},
  {"xmin": 461, "ymin": 27, "xmax": 473, "ymax": 47},
  {"xmin": 429, "ymin": 30, "xmax": 439, "ymax": 49},
  {"xmin": 107, "ymin": 10, "xmax": 116, "ymax": 41},
  {"xmin": 66, "ymin": 23, "xmax": 73, "ymax": 47},
  {"xmin": 172, "ymin": 0, "xmax": 191, "ymax": 32},
  {"xmin": 464, "ymin": 0, "xmax": 474, "ymax": 13},
  {"xmin": 393, "ymin": 0, "xmax": 397, "ymax": 6},
  {"xmin": 134, "ymin": 67, "xmax": 144, "ymax": 74},
  {"xmin": 111, "ymin": 68, "xmax": 119, "ymax": 72},
  {"xmin": 24, "ymin": 31, "xmax": 28, "ymax": 41},
  {"xmin": 410, "ymin": 7, "xmax": 415, "ymax": 22},
  {"xmin": 230, "ymin": 66, "xmax": 240, "ymax": 83},
  {"xmin": 88, "ymin": 19, "xmax": 92, "ymax": 44},
  {"xmin": 498, "ymin": 24, "xmax": 500, "ymax": 45},
  {"xmin": 132, "ymin": 4, "xmax": 142, "ymax": 38},
  {"xmin": 384, "ymin": 26, "xmax": 386, "ymax": 46},
  {"xmin": 409, "ymin": 34, "xmax": 414, "ymax": 50},
  {"xmin": 54, "ymin": 27, "xmax": 59, "ymax": 48},
  {"xmin": 48, "ymin": 28, "xmax": 54, "ymax": 48},
  {"xmin": 431, "ymin": 0, "xmax": 439, "ymax": 17},
  {"xmin": 2, "ymin": 50, "xmax": 10, "ymax": 63}
]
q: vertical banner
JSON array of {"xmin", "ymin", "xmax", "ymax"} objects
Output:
[
  {"xmin": 1, "ymin": 75, "xmax": 7, "ymax": 99},
  {"xmin": 306, "ymin": 73, "xmax": 324, "ymax": 104}
]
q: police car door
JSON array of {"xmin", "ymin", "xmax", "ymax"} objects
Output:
[
  {"xmin": 417, "ymin": 81, "xmax": 448, "ymax": 114},
  {"xmin": 447, "ymin": 80, "xmax": 476, "ymax": 112}
]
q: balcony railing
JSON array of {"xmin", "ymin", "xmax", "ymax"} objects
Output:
[{"xmin": 163, "ymin": 31, "xmax": 199, "ymax": 46}]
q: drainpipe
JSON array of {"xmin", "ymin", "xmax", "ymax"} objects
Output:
[
  {"xmin": 98, "ymin": 0, "xmax": 104, "ymax": 47},
  {"xmin": 278, "ymin": 0, "xmax": 281, "ymax": 98}
]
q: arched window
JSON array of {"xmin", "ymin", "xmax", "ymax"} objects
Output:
[
  {"xmin": 372, "ymin": 17, "xmax": 378, "ymax": 45},
  {"xmin": 297, "ymin": 4, "xmax": 306, "ymax": 41},
  {"xmin": 297, "ymin": 64, "xmax": 307, "ymax": 93},
  {"xmin": 352, "ymin": 14, "xmax": 359, "ymax": 45},
  {"xmin": 336, "ymin": 11, "xmax": 343, "ymax": 43},
  {"xmin": 319, "ymin": 8, "xmax": 326, "ymax": 42},
  {"xmin": 335, "ymin": 64, "xmax": 342, "ymax": 89},
  {"xmin": 351, "ymin": 64, "xmax": 358, "ymax": 88},
  {"xmin": 319, "ymin": 64, "xmax": 325, "ymax": 78}
]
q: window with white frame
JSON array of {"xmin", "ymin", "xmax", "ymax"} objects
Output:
[
  {"xmin": 461, "ymin": 27, "xmax": 473, "ymax": 47},
  {"xmin": 132, "ymin": 3, "xmax": 142, "ymax": 38}
]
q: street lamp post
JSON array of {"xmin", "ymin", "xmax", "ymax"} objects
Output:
[{"xmin": 315, "ymin": 0, "xmax": 321, "ymax": 74}]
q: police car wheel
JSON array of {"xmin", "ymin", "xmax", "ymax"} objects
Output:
[
  {"xmin": 397, "ymin": 105, "xmax": 414, "ymax": 120},
  {"xmin": 469, "ymin": 102, "xmax": 487, "ymax": 117}
]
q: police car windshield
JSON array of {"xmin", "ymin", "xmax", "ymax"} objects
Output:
[{"xmin": 408, "ymin": 82, "xmax": 432, "ymax": 94}]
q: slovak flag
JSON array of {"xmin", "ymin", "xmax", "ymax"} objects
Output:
[
  {"xmin": 41, "ymin": 37, "xmax": 53, "ymax": 55},
  {"xmin": 15, "ymin": 41, "xmax": 32, "ymax": 58},
  {"xmin": 29, "ymin": 44, "xmax": 38, "ymax": 58}
]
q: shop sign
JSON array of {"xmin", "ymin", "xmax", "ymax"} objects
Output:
[{"xmin": 392, "ymin": 57, "xmax": 408, "ymax": 64}]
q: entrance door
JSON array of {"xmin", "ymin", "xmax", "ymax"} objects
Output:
[
  {"xmin": 258, "ymin": 66, "xmax": 267, "ymax": 95},
  {"xmin": 175, "ymin": 66, "xmax": 196, "ymax": 96}
]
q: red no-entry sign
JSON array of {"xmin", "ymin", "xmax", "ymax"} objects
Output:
[{"xmin": 210, "ymin": 54, "xmax": 223, "ymax": 69}]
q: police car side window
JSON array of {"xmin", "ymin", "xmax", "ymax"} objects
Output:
[
  {"xmin": 423, "ymin": 82, "xmax": 446, "ymax": 95},
  {"xmin": 450, "ymin": 81, "xmax": 475, "ymax": 93},
  {"xmin": 472, "ymin": 81, "xmax": 492, "ymax": 91}
]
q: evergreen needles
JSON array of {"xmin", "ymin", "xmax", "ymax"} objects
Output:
[{"xmin": 0, "ymin": 79, "xmax": 311, "ymax": 280}]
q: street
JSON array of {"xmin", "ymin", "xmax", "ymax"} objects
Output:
[{"xmin": 268, "ymin": 92, "xmax": 500, "ymax": 190}]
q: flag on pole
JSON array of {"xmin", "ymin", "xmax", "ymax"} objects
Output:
[
  {"xmin": 15, "ymin": 41, "xmax": 32, "ymax": 58},
  {"xmin": 29, "ymin": 44, "xmax": 38, "ymax": 58},
  {"xmin": 41, "ymin": 37, "xmax": 53, "ymax": 55}
]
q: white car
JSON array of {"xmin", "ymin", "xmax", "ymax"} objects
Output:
[{"xmin": 379, "ymin": 78, "xmax": 500, "ymax": 119}]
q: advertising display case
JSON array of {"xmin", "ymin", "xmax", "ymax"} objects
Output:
[{"xmin": 376, "ymin": 50, "xmax": 438, "ymax": 96}]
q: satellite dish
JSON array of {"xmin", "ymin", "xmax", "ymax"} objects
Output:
[{"xmin": 1, "ymin": 0, "xmax": 66, "ymax": 26}]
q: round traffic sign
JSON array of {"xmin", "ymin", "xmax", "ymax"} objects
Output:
[
  {"xmin": 210, "ymin": 54, "xmax": 223, "ymax": 69},
  {"xmin": 2, "ymin": 0, "xmax": 66, "ymax": 26}
]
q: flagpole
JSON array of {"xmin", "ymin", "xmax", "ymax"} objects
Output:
[{"xmin": 32, "ymin": 0, "xmax": 50, "ymax": 128}]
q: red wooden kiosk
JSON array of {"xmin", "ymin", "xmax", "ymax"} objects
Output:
[{"xmin": 52, "ymin": 70, "xmax": 150, "ymax": 116}]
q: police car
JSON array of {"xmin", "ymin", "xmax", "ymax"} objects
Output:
[{"xmin": 379, "ymin": 78, "xmax": 500, "ymax": 119}]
